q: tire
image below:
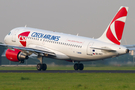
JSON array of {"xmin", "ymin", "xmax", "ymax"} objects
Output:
[
  {"xmin": 37, "ymin": 63, "xmax": 42, "ymax": 71},
  {"xmin": 79, "ymin": 63, "xmax": 84, "ymax": 70},
  {"xmin": 74, "ymin": 63, "xmax": 78, "ymax": 70},
  {"xmin": 42, "ymin": 63, "xmax": 47, "ymax": 71}
]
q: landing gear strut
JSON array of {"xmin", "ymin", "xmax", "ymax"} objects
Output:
[
  {"xmin": 36, "ymin": 56, "xmax": 47, "ymax": 71},
  {"xmin": 74, "ymin": 62, "xmax": 84, "ymax": 70}
]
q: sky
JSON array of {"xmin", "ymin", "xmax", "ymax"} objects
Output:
[{"xmin": 0, "ymin": 0, "xmax": 135, "ymax": 45}]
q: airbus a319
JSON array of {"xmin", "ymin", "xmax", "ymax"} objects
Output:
[{"xmin": 1, "ymin": 6, "xmax": 134, "ymax": 71}]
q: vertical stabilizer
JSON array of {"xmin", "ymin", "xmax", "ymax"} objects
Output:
[{"xmin": 98, "ymin": 6, "xmax": 128, "ymax": 45}]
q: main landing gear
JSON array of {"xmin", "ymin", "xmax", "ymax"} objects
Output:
[
  {"xmin": 74, "ymin": 62, "xmax": 84, "ymax": 70},
  {"xmin": 37, "ymin": 63, "xmax": 47, "ymax": 71},
  {"xmin": 36, "ymin": 56, "xmax": 47, "ymax": 71}
]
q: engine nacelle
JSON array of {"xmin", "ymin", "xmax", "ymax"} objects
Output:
[{"xmin": 5, "ymin": 49, "xmax": 28, "ymax": 62}]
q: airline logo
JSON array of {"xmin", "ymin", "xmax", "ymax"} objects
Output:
[
  {"xmin": 106, "ymin": 7, "xmax": 128, "ymax": 45},
  {"xmin": 18, "ymin": 31, "xmax": 30, "ymax": 47},
  {"xmin": 31, "ymin": 32, "xmax": 61, "ymax": 41}
]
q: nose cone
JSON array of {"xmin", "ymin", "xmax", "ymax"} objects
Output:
[
  {"xmin": 4, "ymin": 34, "xmax": 11, "ymax": 44},
  {"xmin": 4, "ymin": 35, "xmax": 8, "ymax": 44}
]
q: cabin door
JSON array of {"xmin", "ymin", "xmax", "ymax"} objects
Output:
[{"xmin": 87, "ymin": 42, "xmax": 94, "ymax": 55}]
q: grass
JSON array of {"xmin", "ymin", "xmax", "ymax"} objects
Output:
[
  {"xmin": 0, "ymin": 66, "xmax": 135, "ymax": 90},
  {"xmin": 1, "ymin": 65, "xmax": 135, "ymax": 70},
  {"xmin": 0, "ymin": 73, "xmax": 135, "ymax": 90}
]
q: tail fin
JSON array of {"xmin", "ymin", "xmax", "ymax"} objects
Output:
[{"xmin": 98, "ymin": 6, "xmax": 128, "ymax": 45}]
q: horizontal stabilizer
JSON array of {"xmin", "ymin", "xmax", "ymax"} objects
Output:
[
  {"xmin": 123, "ymin": 45, "xmax": 135, "ymax": 51},
  {"xmin": 91, "ymin": 47, "xmax": 116, "ymax": 52}
]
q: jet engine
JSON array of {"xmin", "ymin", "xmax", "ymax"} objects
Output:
[{"xmin": 5, "ymin": 49, "xmax": 28, "ymax": 62}]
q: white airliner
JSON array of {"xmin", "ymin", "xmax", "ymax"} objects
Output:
[{"xmin": 0, "ymin": 6, "xmax": 134, "ymax": 71}]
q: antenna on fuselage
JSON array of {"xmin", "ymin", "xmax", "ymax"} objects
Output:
[{"xmin": 25, "ymin": 25, "xmax": 27, "ymax": 28}]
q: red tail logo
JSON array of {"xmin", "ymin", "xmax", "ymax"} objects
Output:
[
  {"xmin": 18, "ymin": 31, "xmax": 30, "ymax": 47},
  {"xmin": 106, "ymin": 7, "xmax": 128, "ymax": 45}
]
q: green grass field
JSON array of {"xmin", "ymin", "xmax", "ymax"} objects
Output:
[
  {"xmin": 1, "ymin": 65, "xmax": 135, "ymax": 70},
  {"xmin": 0, "ymin": 73, "xmax": 135, "ymax": 90},
  {"xmin": 1, "ymin": 66, "xmax": 135, "ymax": 90}
]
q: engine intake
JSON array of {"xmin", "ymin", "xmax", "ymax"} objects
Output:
[
  {"xmin": 18, "ymin": 52, "xmax": 29, "ymax": 60},
  {"xmin": 5, "ymin": 49, "xmax": 28, "ymax": 62}
]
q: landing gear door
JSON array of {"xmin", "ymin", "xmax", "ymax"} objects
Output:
[{"xmin": 87, "ymin": 42, "xmax": 94, "ymax": 55}]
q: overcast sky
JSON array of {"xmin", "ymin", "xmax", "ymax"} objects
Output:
[{"xmin": 0, "ymin": 0, "xmax": 135, "ymax": 45}]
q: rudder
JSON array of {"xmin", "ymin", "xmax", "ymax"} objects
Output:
[{"xmin": 98, "ymin": 6, "xmax": 128, "ymax": 45}]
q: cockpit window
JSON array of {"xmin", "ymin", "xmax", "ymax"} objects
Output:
[{"xmin": 8, "ymin": 32, "xmax": 11, "ymax": 35}]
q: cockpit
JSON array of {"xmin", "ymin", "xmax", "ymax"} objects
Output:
[
  {"xmin": 8, "ymin": 32, "xmax": 11, "ymax": 35},
  {"xmin": 4, "ymin": 28, "xmax": 18, "ymax": 45}
]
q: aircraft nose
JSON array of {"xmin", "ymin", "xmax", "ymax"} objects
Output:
[
  {"xmin": 4, "ymin": 35, "xmax": 7, "ymax": 43},
  {"xmin": 4, "ymin": 34, "xmax": 10, "ymax": 44}
]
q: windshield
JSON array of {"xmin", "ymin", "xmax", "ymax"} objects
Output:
[{"xmin": 8, "ymin": 32, "xmax": 11, "ymax": 35}]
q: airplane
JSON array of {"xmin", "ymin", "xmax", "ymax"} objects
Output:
[{"xmin": 0, "ymin": 6, "xmax": 133, "ymax": 71}]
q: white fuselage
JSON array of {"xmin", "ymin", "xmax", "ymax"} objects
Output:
[{"xmin": 4, "ymin": 27, "xmax": 128, "ymax": 61}]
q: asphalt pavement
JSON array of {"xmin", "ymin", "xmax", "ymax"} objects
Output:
[{"xmin": 0, "ymin": 70, "xmax": 135, "ymax": 73}]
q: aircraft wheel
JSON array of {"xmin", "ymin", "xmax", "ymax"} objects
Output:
[
  {"xmin": 42, "ymin": 63, "xmax": 47, "ymax": 71},
  {"xmin": 74, "ymin": 63, "xmax": 79, "ymax": 70},
  {"xmin": 19, "ymin": 60, "xmax": 24, "ymax": 63},
  {"xmin": 37, "ymin": 63, "xmax": 42, "ymax": 71},
  {"xmin": 79, "ymin": 63, "xmax": 84, "ymax": 70}
]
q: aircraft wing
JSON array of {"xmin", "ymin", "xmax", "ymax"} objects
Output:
[{"xmin": 0, "ymin": 44, "xmax": 56, "ymax": 56}]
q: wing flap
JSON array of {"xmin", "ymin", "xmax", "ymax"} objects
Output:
[{"xmin": 0, "ymin": 44, "xmax": 56, "ymax": 56}]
